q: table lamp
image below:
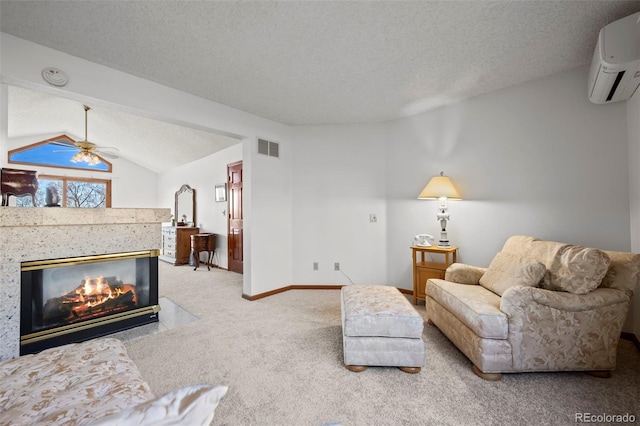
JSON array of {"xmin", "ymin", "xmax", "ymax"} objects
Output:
[{"xmin": 417, "ymin": 172, "xmax": 461, "ymax": 247}]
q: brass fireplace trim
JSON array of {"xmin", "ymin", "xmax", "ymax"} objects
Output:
[
  {"xmin": 20, "ymin": 304, "xmax": 161, "ymax": 346},
  {"xmin": 21, "ymin": 249, "xmax": 161, "ymax": 271}
]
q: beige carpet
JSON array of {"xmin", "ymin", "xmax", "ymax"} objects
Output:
[{"xmin": 124, "ymin": 262, "xmax": 640, "ymax": 425}]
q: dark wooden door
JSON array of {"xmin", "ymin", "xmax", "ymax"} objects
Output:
[{"xmin": 227, "ymin": 161, "xmax": 243, "ymax": 274}]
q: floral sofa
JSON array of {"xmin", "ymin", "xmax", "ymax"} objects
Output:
[
  {"xmin": 425, "ymin": 235, "xmax": 639, "ymax": 381},
  {"xmin": 0, "ymin": 338, "xmax": 227, "ymax": 425}
]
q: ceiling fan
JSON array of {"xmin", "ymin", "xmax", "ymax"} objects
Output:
[{"xmin": 54, "ymin": 105, "xmax": 120, "ymax": 164}]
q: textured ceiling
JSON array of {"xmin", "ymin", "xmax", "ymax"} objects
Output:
[
  {"xmin": 2, "ymin": 1, "xmax": 640, "ymax": 126},
  {"xmin": 7, "ymin": 86, "xmax": 240, "ymax": 173},
  {"xmin": 3, "ymin": 1, "xmax": 640, "ymax": 126}
]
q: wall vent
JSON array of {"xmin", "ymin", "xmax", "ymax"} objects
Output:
[{"xmin": 257, "ymin": 138, "xmax": 279, "ymax": 158}]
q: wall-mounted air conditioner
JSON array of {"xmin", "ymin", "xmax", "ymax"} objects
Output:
[{"xmin": 588, "ymin": 11, "xmax": 640, "ymax": 104}]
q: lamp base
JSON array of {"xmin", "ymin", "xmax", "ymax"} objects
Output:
[{"xmin": 438, "ymin": 230, "xmax": 450, "ymax": 248}]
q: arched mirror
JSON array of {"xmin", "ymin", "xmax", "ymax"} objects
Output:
[{"xmin": 175, "ymin": 184, "xmax": 196, "ymax": 226}]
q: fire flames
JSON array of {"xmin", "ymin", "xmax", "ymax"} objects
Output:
[
  {"xmin": 60, "ymin": 276, "xmax": 137, "ymax": 320},
  {"xmin": 75, "ymin": 276, "xmax": 137, "ymax": 308},
  {"xmin": 42, "ymin": 274, "xmax": 140, "ymax": 327}
]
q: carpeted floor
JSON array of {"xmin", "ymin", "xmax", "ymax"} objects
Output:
[{"xmin": 123, "ymin": 262, "xmax": 640, "ymax": 425}]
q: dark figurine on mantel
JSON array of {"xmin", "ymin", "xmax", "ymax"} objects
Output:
[{"xmin": 45, "ymin": 184, "xmax": 61, "ymax": 207}]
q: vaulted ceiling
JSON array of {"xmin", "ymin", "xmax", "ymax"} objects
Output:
[
  {"xmin": 2, "ymin": 1, "xmax": 640, "ymax": 171},
  {"xmin": 6, "ymin": 86, "xmax": 241, "ymax": 173}
]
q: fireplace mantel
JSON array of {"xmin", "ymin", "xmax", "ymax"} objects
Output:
[{"xmin": 0, "ymin": 207, "xmax": 171, "ymax": 361}]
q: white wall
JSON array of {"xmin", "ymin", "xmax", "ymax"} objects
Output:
[
  {"xmin": 2, "ymin": 33, "xmax": 636, "ymax": 314},
  {"xmin": 111, "ymin": 157, "xmax": 157, "ymax": 207},
  {"xmin": 291, "ymin": 124, "xmax": 387, "ymax": 286},
  {"xmin": 386, "ymin": 66, "xmax": 631, "ymax": 290},
  {"xmin": 1, "ymin": 33, "xmax": 293, "ymax": 297},
  {"xmin": 626, "ymin": 90, "xmax": 640, "ymax": 337},
  {"xmin": 247, "ymin": 134, "xmax": 293, "ymax": 295},
  {"xmin": 3, "ymin": 134, "xmax": 158, "ymax": 207},
  {"xmin": 157, "ymin": 143, "xmax": 242, "ymax": 269}
]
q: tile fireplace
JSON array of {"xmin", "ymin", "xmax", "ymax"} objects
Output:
[
  {"xmin": 20, "ymin": 250, "xmax": 160, "ymax": 355},
  {"xmin": 0, "ymin": 207, "xmax": 171, "ymax": 361}
]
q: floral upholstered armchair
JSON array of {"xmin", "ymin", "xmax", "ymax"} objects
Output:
[{"xmin": 425, "ymin": 236, "xmax": 639, "ymax": 380}]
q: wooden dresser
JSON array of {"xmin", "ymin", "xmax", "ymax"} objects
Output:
[{"xmin": 160, "ymin": 226, "xmax": 200, "ymax": 265}]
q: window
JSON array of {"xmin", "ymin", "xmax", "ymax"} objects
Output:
[
  {"xmin": 16, "ymin": 175, "xmax": 111, "ymax": 208},
  {"xmin": 9, "ymin": 135, "xmax": 112, "ymax": 172}
]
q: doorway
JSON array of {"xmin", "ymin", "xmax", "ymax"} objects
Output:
[{"xmin": 227, "ymin": 161, "xmax": 243, "ymax": 274}]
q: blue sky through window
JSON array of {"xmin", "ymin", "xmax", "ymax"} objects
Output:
[{"xmin": 10, "ymin": 138, "xmax": 110, "ymax": 171}]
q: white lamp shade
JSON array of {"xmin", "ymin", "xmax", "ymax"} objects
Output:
[{"xmin": 418, "ymin": 175, "xmax": 461, "ymax": 200}]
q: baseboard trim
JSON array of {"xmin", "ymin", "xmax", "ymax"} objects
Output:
[
  {"xmin": 242, "ymin": 284, "xmax": 411, "ymax": 301},
  {"xmin": 621, "ymin": 332, "xmax": 640, "ymax": 351},
  {"xmin": 242, "ymin": 285, "xmax": 344, "ymax": 301},
  {"xmin": 204, "ymin": 262, "xmax": 227, "ymax": 271},
  {"xmin": 242, "ymin": 288, "xmax": 288, "ymax": 301}
]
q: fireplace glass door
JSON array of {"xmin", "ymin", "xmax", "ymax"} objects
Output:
[{"xmin": 21, "ymin": 250, "xmax": 159, "ymax": 354}]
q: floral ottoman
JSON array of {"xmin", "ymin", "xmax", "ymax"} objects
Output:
[{"xmin": 340, "ymin": 285, "xmax": 425, "ymax": 373}]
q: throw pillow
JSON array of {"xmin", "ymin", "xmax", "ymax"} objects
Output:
[
  {"xmin": 479, "ymin": 252, "xmax": 546, "ymax": 296},
  {"xmin": 599, "ymin": 250, "xmax": 640, "ymax": 294},
  {"xmin": 541, "ymin": 245, "xmax": 611, "ymax": 295},
  {"xmin": 91, "ymin": 384, "xmax": 228, "ymax": 426}
]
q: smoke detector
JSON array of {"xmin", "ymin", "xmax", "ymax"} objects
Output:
[{"xmin": 42, "ymin": 67, "xmax": 68, "ymax": 87}]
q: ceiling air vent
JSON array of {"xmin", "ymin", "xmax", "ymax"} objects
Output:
[{"xmin": 257, "ymin": 138, "xmax": 279, "ymax": 158}]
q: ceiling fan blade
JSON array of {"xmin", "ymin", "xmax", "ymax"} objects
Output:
[
  {"xmin": 50, "ymin": 140, "xmax": 76, "ymax": 148},
  {"xmin": 97, "ymin": 151, "xmax": 119, "ymax": 159},
  {"xmin": 95, "ymin": 146, "xmax": 120, "ymax": 152},
  {"xmin": 52, "ymin": 149, "xmax": 80, "ymax": 153}
]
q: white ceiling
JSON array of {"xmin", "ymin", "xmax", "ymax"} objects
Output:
[{"xmin": 2, "ymin": 1, "xmax": 640, "ymax": 171}]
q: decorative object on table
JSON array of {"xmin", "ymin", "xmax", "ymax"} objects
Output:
[
  {"xmin": 45, "ymin": 183, "xmax": 61, "ymax": 207},
  {"xmin": 413, "ymin": 233, "xmax": 434, "ymax": 247},
  {"xmin": 417, "ymin": 171, "xmax": 461, "ymax": 247},
  {"xmin": 215, "ymin": 183, "xmax": 227, "ymax": 202}
]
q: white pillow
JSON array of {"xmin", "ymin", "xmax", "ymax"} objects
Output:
[
  {"xmin": 91, "ymin": 384, "xmax": 228, "ymax": 426},
  {"xmin": 479, "ymin": 252, "xmax": 546, "ymax": 296}
]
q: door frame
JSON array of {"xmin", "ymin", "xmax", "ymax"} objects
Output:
[{"xmin": 227, "ymin": 160, "xmax": 243, "ymax": 274}]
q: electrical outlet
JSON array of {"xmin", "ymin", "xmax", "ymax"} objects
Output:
[
  {"xmin": 313, "ymin": 262, "xmax": 318, "ymax": 271},
  {"xmin": 369, "ymin": 213, "xmax": 377, "ymax": 223},
  {"xmin": 334, "ymin": 262, "xmax": 340, "ymax": 271}
]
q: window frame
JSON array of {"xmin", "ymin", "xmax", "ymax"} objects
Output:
[
  {"xmin": 38, "ymin": 174, "xmax": 112, "ymax": 208},
  {"xmin": 8, "ymin": 134, "xmax": 113, "ymax": 173}
]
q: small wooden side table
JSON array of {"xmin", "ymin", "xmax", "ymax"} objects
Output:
[
  {"xmin": 411, "ymin": 245, "xmax": 458, "ymax": 305},
  {"xmin": 190, "ymin": 233, "xmax": 216, "ymax": 271}
]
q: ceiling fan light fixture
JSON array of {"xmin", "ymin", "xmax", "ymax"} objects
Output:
[{"xmin": 70, "ymin": 150, "xmax": 101, "ymax": 165}]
